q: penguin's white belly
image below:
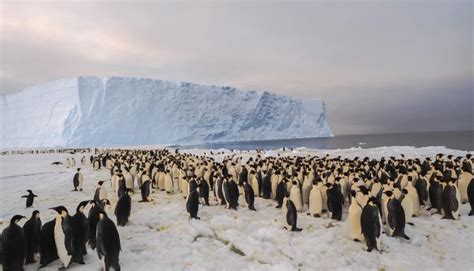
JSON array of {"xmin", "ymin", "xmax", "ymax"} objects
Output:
[
  {"xmin": 348, "ymin": 204, "xmax": 364, "ymax": 241},
  {"xmin": 54, "ymin": 219, "xmax": 71, "ymax": 267},
  {"xmin": 290, "ymin": 191, "xmax": 303, "ymax": 212},
  {"xmin": 309, "ymin": 189, "xmax": 322, "ymax": 215},
  {"xmin": 401, "ymin": 197, "xmax": 414, "ymax": 223}
]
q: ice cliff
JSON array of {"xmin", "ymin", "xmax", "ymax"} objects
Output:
[{"xmin": 0, "ymin": 76, "xmax": 333, "ymax": 148}]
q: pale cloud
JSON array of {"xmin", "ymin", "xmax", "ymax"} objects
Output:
[{"xmin": 0, "ymin": 1, "xmax": 472, "ymax": 135}]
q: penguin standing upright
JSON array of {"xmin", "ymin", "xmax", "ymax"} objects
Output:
[
  {"xmin": 441, "ymin": 180, "xmax": 460, "ymax": 220},
  {"xmin": 284, "ymin": 198, "xmax": 302, "ymax": 232},
  {"xmin": 93, "ymin": 181, "xmax": 108, "ymax": 203},
  {"xmin": 50, "ymin": 206, "xmax": 73, "ymax": 268},
  {"xmin": 261, "ymin": 172, "xmax": 272, "ymax": 199},
  {"xmin": 385, "ymin": 192, "xmax": 410, "ymax": 239},
  {"xmin": 39, "ymin": 219, "xmax": 58, "ymax": 267},
  {"xmin": 243, "ymin": 182, "xmax": 256, "ymax": 211},
  {"xmin": 96, "ymin": 211, "xmax": 121, "ymax": 271},
  {"xmin": 308, "ymin": 180, "xmax": 323, "ymax": 217},
  {"xmin": 199, "ymin": 179, "xmax": 210, "ymax": 206},
  {"xmin": 275, "ymin": 179, "xmax": 288, "ymax": 208},
  {"xmin": 457, "ymin": 168, "xmax": 472, "ymax": 203},
  {"xmin": 326, "ymin": 183, "xmax": 343, "ymax": 221},
  {"xmin": 361, "ymin": 197, "xmax": 382, "ymax": 252},
  {"xmin": 214, "ymin": 176, "xmax": 225, "ymax": 205},
  {"xmin": 88, "ymin": 199, "xmax": 111, "ymax": 250},
  {"xmin": 223, "ymin": 178, "xmax": 239, "ymax": 210},
  {"xmin": 2, "ymin": 215, "xmax": 26, "ymax": 270},
  {"xmin": 186, "ymin": 183, "xmax": 200, "ymax": 219},
  {"xmin": 468, "ymin": 179, "xmax": 474, "ymax": 216},
  {"xmin": 429, "ymin": 177, "xmax": 443, "ymax": 214},
  {"xmin": 73, "ymin": 168, "xmax": 84, "ymax": 191},
  {"xmin": 115, "ymin": 189, "xmax": 132, "ymax": 226},
  {"xmin": 415, "ymin": 175, "xmax": 428, "ymax": 206},
  {"xmin": 348, "ymin": 191, "xmax": 364, "ymax": 242},
  {"xmin": 289, "ymin": 181, "xmax": 303, "ymax": 212},
  {"xmin": 139, "ymin": 180, "xmax": 151, "ymax": 202},
  {"xmin": 117, "ymin": 175, "xmax": 126, "ymax": 199},
  {"xmin": 400, "ymin": 189, "xmax": 414, "ymax": 225},
  {"xmin": 23, "ymin": 210, "xmax": 41, "ymax": 264},
  {"xmin": 71, "ymin": 201, "xmax": 90, "ymax": 264},
  {"xmin": 21, "ymin": 190, "xmax": 37, "ymax": 208}
]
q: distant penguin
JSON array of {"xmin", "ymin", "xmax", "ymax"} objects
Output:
[
  {"xmin": 199, "ymin": 179, "xmax": 210, "ymax": 206},
  {"xmin": 348, "ymin": 191, "xmax": 364, "ymax": 242},
  {"xmin": 275, "ymin": 180, "xmax": 288, "ymax": 208},
  {"xmin": 139, "ymin": 180, "xmax": 151, "ymax": 202},
  {"xmin": 441, "ymin": 180, "xmax": 460, "ymax": 220},
  {"xmin": 21, "ymin": 190, "xmax": 37, "ymax": 208},
  {"xmin": 468, "ymin": 179, "xmax": 474, "ymax": 216},
  {"xmin": 385, "ymin": 192, "xmax": 409, "ymax": 239},
  {"xmin": 115, "ymin": 189, "xmax": 132, "ymax": 226},
  {"xmin": 308, "ymin": 180, "xmax": 323, "ymax": 217},
  {"xmin": 361, "ymin": 197, "xmax": 382, "ymax": 252},
  {"xmin": 186, "ymin": 185, "xmax": 200, "ymax": 219},
  {"xmin": 23, "ymin": 210, "xmax": 41, "ymax": 264},
  {"xmin": 289, "ymin": 181, "xmax": 303, "ymax": 212},
  {"xmin": 50, "ymin": 206, "xmax": 73, "ymax": 268},
  {"xmin": 71, "ymin": 201, "xmax": 90, "ymax": 265},
  {"xmin": 284, "ymin": 198, "xmax": 302, "ymax": 232},
  {"xmin": 73, "ymin": 168, "xmax": 84, "ymax": 191},
  {"xmin": 2, "ymin": 215, "xmax": 26, "ymax": 270},
  {"xmin": 400, "ymin": 189, "xmax": 414, "ymax": 225},
  {"xmin": 39, "ymin": 219, "xmax": 58, "ymax": 267},
  {"xmin": 243, "ymin": 182, "xmax": 256, "ymax": 211},
  {"xmin": 96, "ymin": 211, "xmax": 121, "ymax": 271},
  {"xmin": 326, "ymin": 183, "xmax": 343, "ymax": 221}
]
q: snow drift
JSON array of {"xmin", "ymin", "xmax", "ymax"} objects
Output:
[{"xmin": 0, "ymin": 76, "xmax": 333, "ymax": 148}]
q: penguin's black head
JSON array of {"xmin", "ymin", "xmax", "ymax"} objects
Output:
[
  {"xmin": 384, "ymin": 190, "xmax": 393, "ymax": 197},
  {"xmin": 467, "ymin": 154, "xmax": 472, "ymax": 159},
  {"xmin": 27, "ymin": 189, "xmax": 33, "ymax": 193},
  {"xmin": 77, "ymin": 200, "xmax": 91, "ymax": 212},
  {"xmin": 50, "ymin": 206, "xmax": 68, "ymax": 214},
  {"xmin": 98, "ymin": 181, "xmax": 105, "ymax": 186},
  {"xmin": 31, "ymin": 210, "xmax": 40, "ymax": 218},
  {"xmin": 402, "ymin": 189, "xmax": 408, "ymax": 194},
  {"xmin": 292, "ymin": 180, "xmax": 297, "ymax": 185},
  {"xmin": 10, "ymin": 215, "xmax": 25, "ymax": 224},
  {"xmin": 77, "ymin": 168, "xmax": 81, "ymax": 171},
  {"xmin": 350, "ymin": 190, "xmax": 356, "ymax": 198}
]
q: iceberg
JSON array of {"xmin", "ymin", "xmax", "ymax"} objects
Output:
[{"xmin": 0, "ymin": 76, "xmax": 333, "ymax": 148}]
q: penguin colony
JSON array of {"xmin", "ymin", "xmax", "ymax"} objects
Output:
[{"xmin": 1, "ymin": 149, "xmax": 473, "ymax": 270}]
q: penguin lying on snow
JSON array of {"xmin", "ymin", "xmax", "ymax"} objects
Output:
[{"xmin": 2, "ymin": 215, "xmax": 26, "ymax": 270}]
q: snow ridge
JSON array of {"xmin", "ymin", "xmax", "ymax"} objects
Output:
[{"xmin": 0, "ymin": 76, "xmax": 333, "ymax": 148}]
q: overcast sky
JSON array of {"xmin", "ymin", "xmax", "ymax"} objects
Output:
[{"xmin": 1, "ymin": 1, "xmax": 472, "ymax": 135}]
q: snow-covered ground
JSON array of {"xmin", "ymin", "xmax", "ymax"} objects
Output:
[{"xmin": 1, "ymin": 146, "xmax": 473, "ymax": 270}]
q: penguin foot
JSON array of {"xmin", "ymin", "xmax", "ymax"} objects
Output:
[
  {"xmin": 353, "ymin": 239, "xmax": 361, "ymax": 242},
  {"xmin": 291, "ymin": 227, "xmax": 303, "ymax": 232},
  {"xmin": 407, "ymin": 222, "xmax": 415, "ymax": 226}
]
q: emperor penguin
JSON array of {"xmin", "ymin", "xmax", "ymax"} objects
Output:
[
  {"xmin": 302, "ymin": 174, "xmax": 312, "ymax": 206},
  {"xmin": 441, "ymin": 179, "xmax": 460, "ymax": 220},
  {"xmin": 50, "ymin": 206, "xmax": 73, "ymax": 268},
  {"xmin": 164, "ymin": 171, "xmax": 173, "ymax": 193},
  {"xmin": 429, "ymin": 177, "xmax": 444, "ymax": 214},
  {"xmin": 308, "ymin": 180, "xmax": 323, "ymax": 217},
  {"xmin": 242, "ymin": 181, "xmax": 256, "ymax": 211},
  {"xmin": 93, "ymin": 181, "xmax": 108, "ymax": 203},
  {"xmin": 23, "ymin": 210, "xmax": 41, "ymax": 264},
  {"xmin": 271, "ymin": 171, "xmax": 280, "ymax": 200},
  {"xmin": 214, "ymin": 176, "xmax": 226, "ymax": 205},
  {"xmin": 21, "ymin": 189, "xmax": 38, "ymax": 208},
  {"xmin": 348, "ymin": 190, "xmax": 364, "ymax": 242},
  {"xmin": 88, "ymin": 199, "xmax": 111, "ymax": 250},
  {"xmin": 261, "ymin": 171, "xmax": 272, "ymax": 199},
  {"xmin": 283, "ymin": 197, "xmax": 303, "ymax": 232},
  {"xmin": 186, "ymin": 183, "xmax": 200, "ymax": 219},
  {"xmin": 385, "ymin": 192, "xmax": 410, "ymax": 239},
  {"xmin": 289, "ymin": 181, "xmax": 303, "ymax": 212},
  {"xmin": 124, "ymin": 170, "xmax": 134, "ymax": 191},
  {"xmin": 1, "ymin": 215, "xmax": 26, "ymax": 270},
  {"xmin": 468, "ymin": 179, "xmax": 474, "ymax": 216},
  {"xmin": 400, "ymin": 189, "xmax": 414, "ymax": 225},
  {"xmin": 115, "ymin": 189, "xmax": 132, "ymax": 226},
  {"xmin": 405, "ymin": 178, "xmax": 420, "ymax": 216},
  {"xmin": 275, "ymin": 179, "xmax": 288, "ymax": 208},
  {"xmin": 71, "ymin": 201, "xmax": 90, "ymax": 264},
  {"xmin": 73, "ymin": 168, "xmax": 84, "ymax": 191},
  {"xmin": 361, "ymin": 197, "xmax": 382, "ymax": 252},
  {"xmin": 415, "ymin": 174, "xmax": 429, "ymax": 206},
  {"xmin": 96, "ymin": 211, "xmax": 121, "ymax": 271},
  {"xmin": 458, "ymin": 168, "xmax": 472, "ymax": 203},
  {"xmin": 326, "ymin": 183, "xmax": 343, "ymax": 221},
  {"xmin": 139, "ymin": 180, "xmax": 152, "ymax": 202},
  {"xmin": 39, "ymin": 218, "xmax": 58, "ymax": 267},
  {"xmin": 199, "ymin": 178, "xmax": 210, "ymax": 206}
]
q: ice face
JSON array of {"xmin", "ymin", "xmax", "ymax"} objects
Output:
[{"xmin": 0, "ymin": 76, "xmax": 333, "ymax": 148}]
